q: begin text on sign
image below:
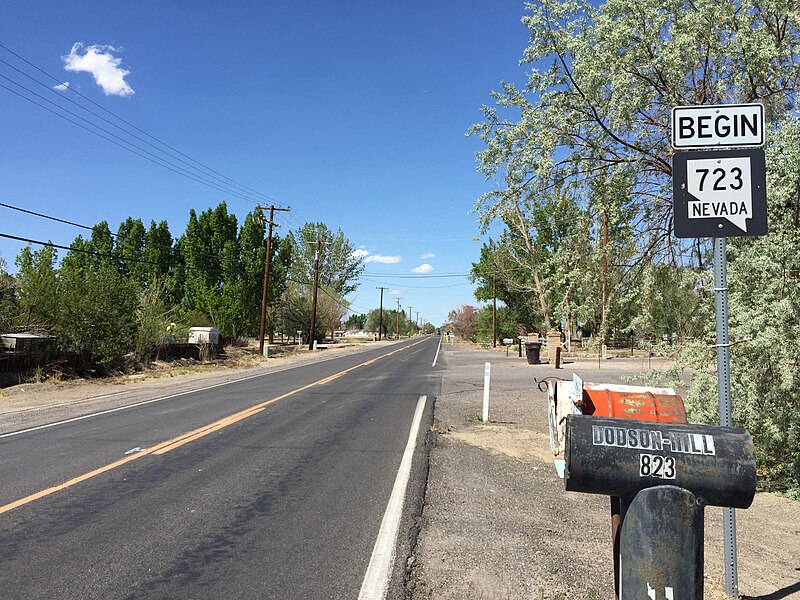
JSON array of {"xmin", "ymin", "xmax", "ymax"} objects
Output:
[{"xmin": 672, "ymin": 104, "xmax": 764, "ymax": 149}]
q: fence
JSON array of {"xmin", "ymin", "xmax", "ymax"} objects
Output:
[{"xmin": 0, "ymin": 349, "xmax": 93, "ymax": 374}]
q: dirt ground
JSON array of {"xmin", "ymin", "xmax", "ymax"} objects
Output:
[{"xmin": 409, "ymin": 342, "xmax": 800, "ymax": 600}]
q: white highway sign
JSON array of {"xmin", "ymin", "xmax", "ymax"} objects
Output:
[
  {"xmin": 686, "ymin": 155, "xmax": 752, "ymax": 232},
  {"xmin": 672, "ymin": 104, "xmax": 764, "ymax": 149}
]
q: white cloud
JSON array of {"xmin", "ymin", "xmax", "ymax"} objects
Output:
[
  {"xmin": 420, "ymin": 252, "xmax": 436, "ymax": 259},
  {"xmin": 412, "ymin": 263, "xmax": 434, "ymax": 274},
  {"xmin": 350, "ymin": 248, "xmax": 370, "ymax": 260},
  {"xmin": 390, "ymin": 290, "xmax": 401, "ymax": 295},
  {"xmin": 63, "ymin": 43, "xmax": 134, "ymax": 97},
  {"xmin": 365, "ymin": 254, "xmax": 401, "ymax": 264},
  {"xmin": 52, "ymin": 81, "xmax": 70, "ymax": 92}
]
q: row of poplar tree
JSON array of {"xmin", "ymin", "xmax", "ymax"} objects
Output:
[{"xmin": 0, "ymin": 202, "xmax": 365, "ymax": 370}]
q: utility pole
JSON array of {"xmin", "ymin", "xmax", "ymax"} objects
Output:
[
  {"xmin": 492, "ymin": 274, "xmax": 497, "ymax": 348},
  {"xmin": 307, "ymin": 239, "xmax": 332, "ymax": 351},
  {"xmin": 256, "ymin": 204, "xmax": 290, "ymax": 356},
  {"xmin": 395, "ymin": 297, "xmax": 402, "ymax": 340},
  {"xmin": 415, "ymin": 311, "xmax": 420, "ymax": 335},
  {"xmin": 376, "ymin": 287, "xmax": 387, "ymax": 341}
]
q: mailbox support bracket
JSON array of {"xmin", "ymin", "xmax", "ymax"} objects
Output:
[{"xmin": 619, "ymin": 486, "xmax": 704, "ymax": 599}]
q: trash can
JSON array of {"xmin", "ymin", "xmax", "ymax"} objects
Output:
[{"xmin": 524, "ymin": 342, "xmax": 542, "ymax": 364}]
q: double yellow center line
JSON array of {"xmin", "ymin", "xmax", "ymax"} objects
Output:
[{"xmin": 0, "ymin": 340, "xmax": 426, "ymax": 515}]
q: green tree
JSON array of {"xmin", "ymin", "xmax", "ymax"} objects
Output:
[
  {"xmin": 134, "ymin": 280, "xmax": 176, "ymax": 364},
  {"xmin": 279, "ymin": 283, "xmax": 347, "ymax": 343},
  {"xmin": 625, "ymin": 263, "xmax": 711, "ymax": 342},
  {"xmin": 476, "ymin": 304, "xmax": 518, "ymax": 347},
  {"xmin": 366, "ymin": 308, "xmax": 412, "ymax": 338},
  {"xmin": 178, "ymin": 202, "xmax": 241, "ymax": 332},
  {"xmin": 290, "ymin": 223, "xmax": 364, "ymax": 296},
  {"xmin": 14, "ymin": 244, "xmax": 59, "ymax": 331},
  {"xmin": 57, "ymin": 239, "xmax": 138, "ymax": 370},
  {"xmin": 344, "ymin": 313, "xmax": 367, "ymax": 330},
  {"xmin": 472, "ymin": 0, "xmax": 800, "ymax": 266},
  {"xmin": 0, "ymin": 256, "xmax": 19, "ymax": 331},
  {"xmin": 115, "ymin": 217, "xmax": 147, "ymax": 284},
  {"xmin": 89, "ymin": 222, "xmax": 115, "ymax": 268},
  {"xmin": 143, "ymin": 219, "xmax": 181, "ymax": 303},
  {"xmin": 471, "ymin": 0, "xmax": 800, "ymax": 493},
  {"xmin": 366, "ymin": 308, "xmax": 388, "ymax": 337},
  {"xmin": 709, "ymin": 117, "xmax": 800, "ymax": 494}
]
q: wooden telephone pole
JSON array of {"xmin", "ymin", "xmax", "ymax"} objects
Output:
[
  {"xmin": 376, "ymin": 287, "xmax": 387, "ymax": 341},
  {"xmin": 308, "ymin": 238, "xmax": 331, "ymax": 350},
  {"xmin": 257, "ymin": 204, "xmax": 290, "ymax": 356},
  {"xmin": 395, "ymin": 297, "xmax": 402, "ymax": 339}
]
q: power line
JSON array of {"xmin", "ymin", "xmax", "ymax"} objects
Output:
[
  {"xmin": 360, "ymin": 272, "xmax": 470, "ymax": 279},
  {"xmin": 0, "ymin": 201, "xmax": 108, "ymax": 235},
  {"xmin": 0, "ymin": 42, "xmax": 286, "ymax": 208},
  {"xmin": 359, "ymin": 277, "xmax": 472, "ymax": 289},
  {"xmin": 1, "ymin": 232, "xmax": 165, "ymax": 268},
  {"xmin": 0, "ymin": 77, "xmax": 269, "ymax": 205},
  {"xmin": 318, "ymin": 285, "xmax": 371, "ymax": 314},
  {"xmin": 0, "ymin": 199, "xmax": 259, "ymax": 265},
  {"xmin": 351, "ymin": 232, "xmax": 478, "ymax": 242},
  {"xmin": 0, "ymin": 57, "xmax": 271, "ymax": 203},
  {"xmin": 0, "ymin": 232, "xmax": 265, "ymax": 279}
]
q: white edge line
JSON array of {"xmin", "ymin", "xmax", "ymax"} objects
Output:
[
  {"xmin": 359, "ymin": 394, "xmax": 427, "ymax": 600},
  {"xmin": 432, "ymin": 336, "xmax": 442, "ymax": 367},
  {"xmin": 0, "ymin": 341, "xmax": 411, "ymax": 440}
]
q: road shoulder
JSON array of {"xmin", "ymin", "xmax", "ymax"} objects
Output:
[{"xmin": 409, "ymin": 343, "xmax": 800, "ymax": 599}]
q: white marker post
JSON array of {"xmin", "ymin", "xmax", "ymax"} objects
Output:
[{"xmin": 482, "ymin": 362, "xmax": 491, "ymax": 423}]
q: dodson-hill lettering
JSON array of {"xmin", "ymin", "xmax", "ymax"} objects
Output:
[{"xmin": 592, "ymin": 425, "xmax": 716, "ymax": 456}]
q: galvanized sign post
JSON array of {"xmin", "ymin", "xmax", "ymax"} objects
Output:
[{"xmin": 672, "ymin": 102, "xmax": 768, "ymax": 597}]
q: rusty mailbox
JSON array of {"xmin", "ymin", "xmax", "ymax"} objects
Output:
[{"xmin": 564, "ymin": 414, "xmax": 756, "ymax": 599}]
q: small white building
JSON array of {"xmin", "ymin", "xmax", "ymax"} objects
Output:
[{"xmin": 188, "ymin": 327, "xmax": 220, "ymax": 345}]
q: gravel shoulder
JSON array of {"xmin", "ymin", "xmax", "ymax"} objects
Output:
[{"xmin": 409, "ymin": 342, "xmax": 800, "ymax": 600}]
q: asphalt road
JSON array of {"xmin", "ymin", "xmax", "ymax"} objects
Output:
[{"xmin": 0, "ymin": 336, "xmax": 441, "ymax": 599}]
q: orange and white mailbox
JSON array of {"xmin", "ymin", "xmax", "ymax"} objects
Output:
[{"xmin": 547, "ymin": 375, "xmax": 687, "ymax": 478}]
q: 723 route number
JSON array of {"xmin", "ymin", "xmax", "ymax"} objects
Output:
[
  {"xmin": 639, "ymin": 453, "xmax": 676, "ymax": 479},
  {"xmin": 694, "ymin": 165, "xmax": 744, "ymax": 192}
]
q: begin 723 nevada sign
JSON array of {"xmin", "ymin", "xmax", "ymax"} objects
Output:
[
  {"xmin": 672, "ymin": 104, "xmax": 768, "ymax": 238},
  {"xmin": 670, "ymin": 102, "xmax": 767, "ymax": 599}
]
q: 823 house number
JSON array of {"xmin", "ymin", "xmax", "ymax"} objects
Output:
[{"xmin": 639, "ymin": 453, "xmax": 676, "ymax": 479}]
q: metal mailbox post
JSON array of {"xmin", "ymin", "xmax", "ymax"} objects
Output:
[{"xmin": 564, "ymin": 415, "xmax": 756, "ymax": 599}]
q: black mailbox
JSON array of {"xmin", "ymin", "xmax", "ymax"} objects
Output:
[
  {"xmin": 564, "ymin": 415, "xmax": 757, "ymax": 599},
  {"xmin": 565, "ymin": 415, "xmax": 756, "ymax": 507}
]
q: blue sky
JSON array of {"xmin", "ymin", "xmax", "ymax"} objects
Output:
[{"xmin": 0, "ymin": 0, "xmax": 531, "ymax": 326}]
